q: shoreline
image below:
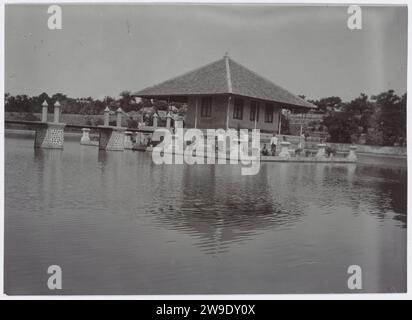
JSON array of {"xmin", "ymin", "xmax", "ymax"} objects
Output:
[{"xmin": 5, "ymin": 128, "xmax": 407, "ymax": 159}]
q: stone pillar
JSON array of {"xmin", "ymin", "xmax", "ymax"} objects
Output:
[
  {"xmin": 116, "ymin": 107, "xmax": 123, "ymax": 127},
  {"xmin": 53, "ymin": 101, "xmax": 61, "ymax": 123},
  {"xmin": 278, "ymin": 141, "xmax": 291, "ymax": 159},
  {"xmin": 80, "ymin": 128, "xmax": 91, "ymax": 144},
  {"xmin": 104, "ymin": 107, "xmax": 110, "ymax": 126},
  {"xmin": 124, "ymin": 131, "xmax": 133, "ymax": 149},
  {"xmin": 143, "ymin": 133, "xmax": 150, "ymax": 146},
  {"xmin": 166, "ymin": 112, "xmax": 172, "ymax": 129},
  {"xmin": 134, "ymin": 132, "xmax": 141, "ymax": 144},
  {"xmin": 98, "ymin": 107, "xmax": 126, "ymax": 151},
  {"xmin": 41, "ymin": 100, "xmax": 48, "ymax": 122},
  {"xmin": 153, "ymin": 113, "xmax": 159, "ymax": 128},
  {"xmin": 35, "ymin": 100, "xmax": 66, "ymax": 149},
  {"xmin": 133, "ymin": 132, "xmax": 145, "ymax": 150},
  {"xmin": 164, "ymin": 133, "xmax": 175, "ymax": 154},
  {"xmin": 347, "ymin": 145, "xmax": 357, "ymax": 162},
  {"xmin": 316, "ymin": 143, "xmax": 327, "ymax": 160},
  {"xmin": 175, "ymin": 119, "xmax": 183, "ymax": 129}
]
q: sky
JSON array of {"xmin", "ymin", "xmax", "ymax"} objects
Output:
[{"xmin": 5, "ymin": 4, "xmax": 408, "ymax": 101}]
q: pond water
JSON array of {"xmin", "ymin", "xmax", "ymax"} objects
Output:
[{"xmin": 4, "ymin": 131, "xmax": 407, "ymax": 294}]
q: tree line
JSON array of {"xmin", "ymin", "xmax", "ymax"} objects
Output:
[
  {"xmin": 4, "ymin": 91, "xmax": 176, "ymax": 115},
  {"xmin": 298, "ymin": 90, "xmax": 406, "ymax": 147}
]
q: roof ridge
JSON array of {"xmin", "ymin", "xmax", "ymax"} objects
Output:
[
  {"xmin": 224, "ymin": 55, "xmax": 233, "ymax": 94},
  {"xmin": 133, "ymin": 57, "xmax": 227, "ymax": 95},
  {"xmin": 228, "ymin": 57, "xmax": 311, "ymax": 107}
]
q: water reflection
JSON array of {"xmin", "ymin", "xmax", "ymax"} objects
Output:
[
  {"xmin": 13, "ymin": 135, "xmax": 409, "ymax": 237},
  {"xmin": 27, "ymin": 138, "xmax": 409, "ymax": 246},
  {"xmin": 4, "ymin": 132, "xmax": 407, "ymax": 294},
  {"xmin": 147, "ymin": 164, "xmax": 306, "ymax": 253},
  {"xmin": 355, "ymin": 165, "xmax": 407, "ymax": 225}
]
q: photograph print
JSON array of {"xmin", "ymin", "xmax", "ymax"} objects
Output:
[{"xmin": 4, "ymin": 3, "xmax": 407, "ymax": 295}]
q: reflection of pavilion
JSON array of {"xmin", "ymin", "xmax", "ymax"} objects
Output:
[{"xmin": 149, "ymin": 164, "xmax": 305, "ymax": 253}]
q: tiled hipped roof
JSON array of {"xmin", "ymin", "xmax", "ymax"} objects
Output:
[{"xmin": 134, "ymin": 55, "xmax": 315, "ymax": 109}]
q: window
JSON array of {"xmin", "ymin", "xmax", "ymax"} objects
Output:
[
  {"xmin": 233, "ymin": 98, "xmax": 244, "ymax": 120},
  {"xmin": 250, "ymin": 101, "xmax": 260, "ymax": 122},
  {"xmin": 200, "ymin": 97, "xmax": 212, "ymax": 118},
  {"xmin": 265, "ymin": 104, "xmax": 274, "ymax": 123}
]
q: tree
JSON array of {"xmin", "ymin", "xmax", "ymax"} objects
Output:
[
  {"xmin": 51, "ymin": 93, "xmax": 67, "ymax": 102},
  {"xmin": 103, "ymin": 96, "xmax": 115, "ymax": 104},
  {"xmin": 344, "ymin": 93, "xmax": 375, "ymax": 133},
  {"xmin": 322, "ymin": 110, "xmax": 359, "ymax": 143},
  {"xmin": 371, "ymin": 90, "xmax": 406, "ymax": 146},
  {"xmin": 308, "ymin": 96, "xmax": 343, "ymax": 114},
  {"xmin": 280, "ymin": 114, "xmax": 290, "ymax": 135},
  {"xmin": 119, "ymin": 90, "xmax": 135, "ymax": 112}
]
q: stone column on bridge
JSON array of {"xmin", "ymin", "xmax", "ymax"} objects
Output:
[
  {"xmin": 116, "ymin": 107, "xmax": 123, "ymax": 127},
  {"xmin": 124, "ymin": 131, "xmax": 133, "ymax": 149},
  {"xmin": 174, "ymin": 118, "xmax": 184, "ymax": 130},
  {"xmin": 166, "ymin": 112, "xmax": 172, "ymax": 129},
  {"xmin": 152, "ymin": 112, "xmax": 158, "ymax": 128},
  {"xmin": 34, "ymin": 100, "xmax": 66, "ymax": 149},
  {"xmin": 41, "ymin": 100, "xmax": 48, "ymax": 122},
  {"xmin": 347, "ymin": 145, "xmax": 357, "ymax": 162},
  {"xmin": 98, "ymin": 107, "xmax": 126, "ymax": 151},
  {"xmin": 53, "ymin": 101, "xmax": 61, "ymax": 123},
  {"xmin": 104, "ymin": 107, "xmax": 110, "ymax": 126},
  {"xmin": 134, "ymin": 132, "xmax": 141, "ymax": 145}
]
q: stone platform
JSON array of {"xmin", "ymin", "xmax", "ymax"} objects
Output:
[
  {"xmin": 98, "ymin": 126, "xmax": 126, "ymax": 151},
  {"xmin": 34, "ymin": 122, "xmax": 66, "ymax": 149}
]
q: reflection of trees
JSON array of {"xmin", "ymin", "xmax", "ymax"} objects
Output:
[
  {"xmin": 150, "ymin": 164, "xmax": 305, "ymax": 253},
  {"xmin": 311, "ymin": 163, "xmax": 406, "ymax": 227},
  {"xmin": 354, "ymin": 166, "xmax": 407, "ymax": 226}
]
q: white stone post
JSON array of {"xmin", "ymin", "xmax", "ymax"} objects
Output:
[
  {"xmin": 116, "ymin": 107, "xmax": 123, "ymax": 127},
  {"xmin": 153, "ymin": 113, "xmax": 159, "ymax": 128},
  {"xmin": 316, "ymin": 143, "xmax": 327, "ymax": 160},
  {"xmin": 104, "ymin": 107, "xmax": 110, "ymax": 126},
  {"xmin": 166, "ymin": 112, "xmax": 172, "ymax": 129},
  {"xmin": 124, "ymin": 131, "xmax": 133, "ymax": 149},
  {"xmin": 175, "ymin": 119, "xmax": 183, "ymax": 129},
  {"xmin": 53, "ymin": 101, "xmax": 61, "ymax": 123},
  {"xmin": 80, "ymin": 128, "xmax": 91, "ymax": 144},
  {"xmin": 134, "ymin": 132, "xmax": 141, "ymax": 145},
  {"xmin": 347, "ymin": 145, "xmax": 357, "ymax": 161},
  {"xmin": 278, "ymin": 141, "xmax": 291, "ymax": 159},
  {"xmin": 41, "ymin": 100, "xmax": 48, "ymax": 122}
]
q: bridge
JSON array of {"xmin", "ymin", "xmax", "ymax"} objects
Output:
[
  {"xmin": 5, "ymin": 100, "xmax": 173, "ymax": 151},
  {"xmin": 5, "ymin": 100, "xmax": 358, "ymax": 162}
]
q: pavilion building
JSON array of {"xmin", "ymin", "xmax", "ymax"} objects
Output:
[{"xmin": 133, "ymin": 54, "xmax": 315, "ymax": 133}]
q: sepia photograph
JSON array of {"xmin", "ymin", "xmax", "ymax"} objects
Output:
[{"xmin": 3, "ymin": 3, "xmax": 407, "ymax": 295}]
